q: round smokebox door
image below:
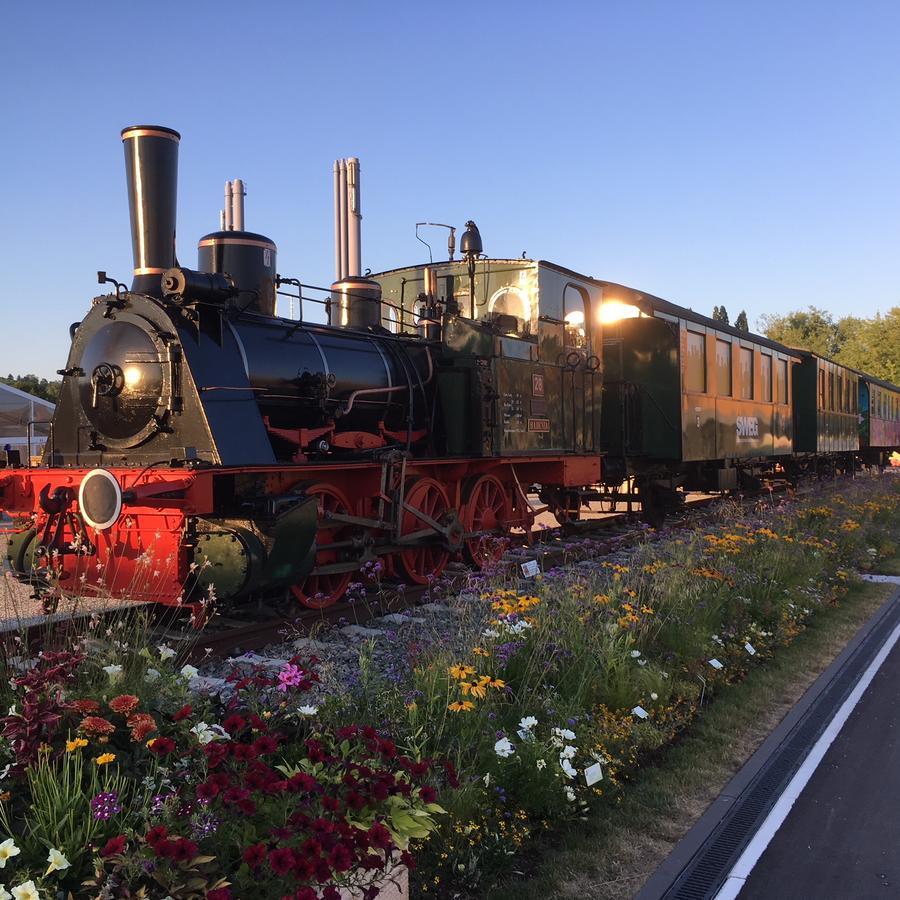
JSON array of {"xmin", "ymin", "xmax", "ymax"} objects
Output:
[
  {"xmin": 78, "ymin": 469, "xmax": 123, "ymax": 530},
  {"xmin": 78, "ymin": 320, "xmax": 165, "ymax": 442}
]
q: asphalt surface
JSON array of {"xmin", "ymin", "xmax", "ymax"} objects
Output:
[{"xmin": 739, "ymin": 636, "xmax": 900, "ymax": 900}]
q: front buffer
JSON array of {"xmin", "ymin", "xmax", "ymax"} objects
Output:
[{"xmin": 0, "ymin": 466, "xmax": 317, "ymax": 616}]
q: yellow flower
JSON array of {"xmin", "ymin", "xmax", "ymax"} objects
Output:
[
  {"xmin": 65, "ymin": 738, "xmax": 88, "ymax": 753},
  {"xmin": 488, "ymin": 679, "xmax": 506, "ymax": 690},
  {"xmin": 472, "ymin": 647, "xmax": 490, "ymax": 657},
  {"xmin": 93, "ymin": 752, "xmax": 116, "ymax": 766},
  {"xmin": 448, "ymin": 664, "xmax": 476, "ymax": 680},
  {"xmin": 448, "ymin": 700, "xmax": 475, "ymax": 712}
]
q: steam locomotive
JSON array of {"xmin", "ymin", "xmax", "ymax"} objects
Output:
[{"xmin": 1, "ymin": 124, "xmax": 898, "ymax": 615}]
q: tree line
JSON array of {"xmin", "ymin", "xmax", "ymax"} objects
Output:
[{"xmin": 1, "ymin": 374, "xmax": 62, "ymax": 402}]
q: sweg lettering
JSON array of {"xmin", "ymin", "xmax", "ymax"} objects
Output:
[{"xmin": 736, "ymin": 416, "xmax": 759, "ymax": 438}]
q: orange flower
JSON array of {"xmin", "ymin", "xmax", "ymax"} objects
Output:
[
  {"xmin": 109, "ymin": 695, "xmax": 140, "ymax": 716},
  {"xmin": 127, "ymin": 712, "xmax": 157, "ymax": 742},
  {"xmin": 70, "ymin": 699, "xmax": 101, "ymax": 714},
  {"xmin": 79, "ymin": 716, "xmax": 116, "ymax": 736}
]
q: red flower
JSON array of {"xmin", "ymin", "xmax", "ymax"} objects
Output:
[
  {"xmin": 252, "ymin": 735, "xmax": 278, "ymax": 756},
  {"xmin": 322, "ymin": 795, "xmax": 341, "ymax": 812},
  {"xmin": 70, "ymin": 698, "xmax": 101, "ymax": 714},
  {"xmin": 419, "ymin": 785, "xmax": 437, "ymax": 804},
  {"xmin": 79, "ymin": 715, "xmax": 116, "ymax": 735},
  {"xmin": 327, "ymin": 842, "xmax": 354, "ymax": 873},
  {"xmin": 367, "ymin": 822, "xmax": 392, "ymax": 850},
  {"xmin": 443, "ymin": 760, "xmax": 460, "ymax": 788},
  {"xmin": 172, "ymin": 704, "xmax": 193, "ymax": 722},
  {"xmin": 207, "ymin": 890, "xmax": 232, "ymax": 900},
  {"xmin": 268, "ymin": 847, "xmax": 295, "ymax": 876},
  {"xmin": 149, "ymin": 736, "xmax": 176, "ymax": 755},
  {"xmin": 145, "ymin": 825, "xmax": 168, "ymax": 847},
  {"xmin": 294, "ymin": 889, "xmax": 317, "ymax": 900},
  {"xmin": 242, "ymin": 843, "xmax": 267, "ymax": 867},
  {"xmin": 233, "ymin": 742, "xmax": 258, "ymax": 762},
  {"xmin": 222, "ymin": 714, "xmax": 246, "ymax": 735},
  {"xmin": 322, "ymin": 889, "xmax": 341, "ymax": 900},
  {"xmin": 127, "ymin": 712, "xmax": 157, "ymax": 742},
  {"xmin": 100, "ymin": 835, "xmax": 126, "ymax": 857},
  {"xmin": 172, "ymin": 838, "xmax": 199, "ymax": 862},
  {"xmin": 196, "ymin": 781, "xmax": 220, "ymax": 801},
  {"xmin": 237, "ymin": 797, "xmax": 257, "ymax": 816},
  {"xmin": 156, "ymin": 839, "xmax": 178, "ymax": 859},
  {"xmin": 108, "ymin": 694, "xmax": 140, "ymax": 715}
]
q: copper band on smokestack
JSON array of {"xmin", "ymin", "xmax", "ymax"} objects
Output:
[{"xmin": 121, "ymin": 124, "xmax": 180, "ymax": 296}]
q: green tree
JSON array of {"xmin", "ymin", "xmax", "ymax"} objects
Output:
[
  {"xmin": 712, "ymin": 305, "xmax": 730, "ymax": 325},
  {"xmin": 735, "ymin": 310, "xmax": 749, "ymax": 332},
  {"xmin": 759, "ymin": 306, "xmax": 842, "ymax": 357},
  {"xmin": 836, "ymin": 308, "xmax": 900, "ymax": 384},
  {"xmin": 0, "ymin": 373, "xmax": 61, "ymax": 403}
]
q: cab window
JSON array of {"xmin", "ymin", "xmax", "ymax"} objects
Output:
[{"xmin": 563, "ymin": 284, "xmax": 589, "ymax": 349}]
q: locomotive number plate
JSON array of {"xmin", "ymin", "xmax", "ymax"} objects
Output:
[
  {"xmin": 532, "ymin": 373, "xmax": 545, "ymax": 396},
  {"xmin": 527, "ymin": 417, "xmax": 551, "ymax": 432}
]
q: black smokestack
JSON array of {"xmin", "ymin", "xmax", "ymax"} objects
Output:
[{"xmin": 121, "ymin": 125, "xmax": 180, "ymax": 296}]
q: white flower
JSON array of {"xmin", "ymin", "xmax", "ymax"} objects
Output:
[
  {"xmin": 189, "ymin": 722, "xmax": 227, "ymax": 745},
  {"xmin": 651, "ymin": 692, "xmax": 659, "ymax": 701},
  {"xmin": 564, "ymin": 786, "xmax": 576, "ymax": 801},
  {"xmin": 559, "ymin": 745, "xmax": 577, "ymax": 760},
  {"xmin": 6, "ymin": 706, "xmax": 16, "ymax": 717},
  {"xmin": 494, "ymin": 737, "xmax": 515, "ymax": 758},
  {"xmin": 0, "ymin": 766, "xmax": 8, "ymax": 782},
  {"xmin": 297, "ymin": 705, "xmax": 319, "ymax": 717},
  {"xmin": 102, "ymin": 664, "xmax": 123, "ymax": 681},
  {"xmin": 630, "ymin": 649, "xmax": 641, "ymax": 658},
  {"xmin": 12, "ymin": 883, "xmax": 39, "ymax": 900},
  {"xmin": 553, "ymin": 727, "xmax": 576, "ymax": 742},
  {"xmin": 481, "ymin": 628, "xmax": 499, "ymax": 638},
  {"xmin": 536, "ymin": 759, "xmax": 547, "ymax": 770},
  {"xmin": 0, "ymin": 840, "xmax": 20, "ymax": 868},
  {"xmin": 0, "ymin": 884, "xmax": 10, "ymax": 900},
  {"xmin": 158, "ymin": 644, "xmax": 176, "ymax": 661},
  {"xmin": 144, "ymin": 668, "xmax": 161, "ymax": 684},
  {"xmin": 179, "ymin": 664, "xmax": 199, "ymax": 681},
  {"xmin": 561, "ymin": 758, "xmax": 577, "ymax": 779},
  {"xmin": 516, "ymin": 715, "xmax": 538, "ymax": 740},
  {"xmin": 45, "ymin": 847, "xmax": 70, "ymax": 875},
  {"xmin": 482, "ymin": 772, "xmax": 491, "ymax": 787}
]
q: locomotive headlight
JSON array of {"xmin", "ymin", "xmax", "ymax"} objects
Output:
[
  {"xmin": 598, "ymin": 300, "xmax": 641, "ymax": 324},
  {"xmin": 78, "ymin": 468, "xmax": 123, "ymax": 530},
  {"xmin": 123, "ymin": 365, "xmax": 143, "ymax": 388}
]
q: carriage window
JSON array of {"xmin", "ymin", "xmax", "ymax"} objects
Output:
[
  {"xmin": 776, "ymin": 358, "xmax": 788, "ymax": 403},
  {"xmin": 716, "ymin": 340, "xmax": 732, "ymax": 396},
  {"xmin": 685, "ymin": 331, "xmax": 706, "ymax": 392},
  {"xmin": 563, "ymin": 284, "xmax": 589, "ymax": 349},
  {"xmin": 760, "ymin": 353, "xmax": 772, "ymax": 402},
  {"xmin": 383, "ymin": 304, "xmax": 399, "ymax": 334},
  {"xmin": 818, "ymin": 369, "xmax": 826, "ymax": 409},
  {"xmin": 836, "ymin": 374, "xmax": 843, "ymax": 412},
  {"xmin": 739, "ymin": 347, "xmax": 753, "ymax": 399},
  {"xmin": 828, "ymin": 371, "xmax": 835, "ymax": 411}
]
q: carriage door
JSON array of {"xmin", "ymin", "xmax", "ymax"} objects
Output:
[{"xmin": 562, "ymin": 284, "xmax": 593, "ymax": 452}]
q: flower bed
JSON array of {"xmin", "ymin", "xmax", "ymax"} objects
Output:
[{"xmin": 1, "ymin": 477, "xmax": 898, "ymax": 898}]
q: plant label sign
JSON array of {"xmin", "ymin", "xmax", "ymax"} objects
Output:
[
  {"xmin": 708, "ymin": 658, "xmax": 724, "ymax": 670},
  {"xmin": 744, "ymin": 642, "xmax": 756, "ymax": 655},
  {"xmin": 632, "ymin": 706, "xmax": 649, "ymax": 719},
  {"xmin": 521, "ymin": 560, "xmax": 540, "ymax": 578},
  {"xmin": 584, "ymin": 762, "xmax": 603, "ymax": 786}
]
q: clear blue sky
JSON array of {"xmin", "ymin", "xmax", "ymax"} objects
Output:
[{"xmin": 2, "ymin": 1, "xmax": 899, "ymax": 378}]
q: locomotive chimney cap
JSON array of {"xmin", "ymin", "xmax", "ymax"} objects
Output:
[{"xmin": 121, "ymin": 125, "xmax": 181, "ymax": 141}]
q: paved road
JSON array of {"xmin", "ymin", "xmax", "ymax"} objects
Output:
[{"xmin": 739, "ymin": 638, "xmax": 900, "ymax": 899}]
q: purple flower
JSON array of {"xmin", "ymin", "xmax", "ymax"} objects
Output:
[{"xmin": 91, "ymin": 790, "xmax": 123, "ymax": 821}]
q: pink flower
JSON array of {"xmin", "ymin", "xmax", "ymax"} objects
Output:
[{"xmin": 277, "ymin": 663, "xmax": 304, "ymax": 692}]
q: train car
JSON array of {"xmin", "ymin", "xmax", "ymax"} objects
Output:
[
  {"xmin": 598, "ymin": 283, "xmax": 798, "ymax": 507},
  {"xmin": 856, "ymin": 371, "xmax": 900, "ymax": 466},
  {"xmin": 791, "ymin": 352, "xmax": 860, "ymax": 471}
]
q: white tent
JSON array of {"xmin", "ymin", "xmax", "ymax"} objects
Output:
[{"xmin": 0, "ymin": 382, "xmax": 55, "ymax": 460}]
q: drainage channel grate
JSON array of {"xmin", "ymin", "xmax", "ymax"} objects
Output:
[{"xmin": 661, "ymin": 598, "xmax": 900, "ymax": 900}]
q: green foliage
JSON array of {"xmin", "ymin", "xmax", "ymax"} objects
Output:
[
  {"xmin": 735, "ymin": 310, "xmax": 749, "ymax": 332},
  {"xmin": 760, "ymin": 305, "xmax": 900, "ymax": 383},
  {"xmin": 712, "ymin": 305, "xmax": 730, "ymax": 325},
  {"xmin": 0, "ymin": 373, "xmax": 61, "ymax": 403}
]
